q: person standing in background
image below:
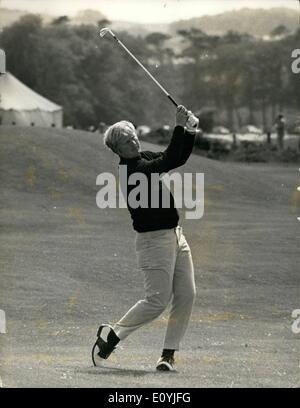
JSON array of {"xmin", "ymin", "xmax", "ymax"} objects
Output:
[{"xmin": 274, "ymin": 114, "xmax": 286, "ymax": 150}]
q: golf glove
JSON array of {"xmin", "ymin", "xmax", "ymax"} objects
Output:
[{"xmin": 185, "ymin": 113, "xmax": 199, "ymax": 134}]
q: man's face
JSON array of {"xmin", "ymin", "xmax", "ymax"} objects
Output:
[{"xmin": 116, "ymin": 124, "xmax": 141, "ymax": 159}]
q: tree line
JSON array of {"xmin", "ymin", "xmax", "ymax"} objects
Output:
[{"xmin": 0, "ymin": 14, "xmax": 299, "ymax": 131}]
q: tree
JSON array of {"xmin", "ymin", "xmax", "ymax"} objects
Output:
[
  {"xmin": 3, "ymin": 13, "xmax": 296, "ymax": 131},
  {"xmin": 97, "ymin": 19, "xmax": 111, "ymax": 28},
  {"xmin": 177, "ymin": 28, "xmax": 221, "ymax": 112},
  {"xmin": 145, "ymin": 32, "xmax": 170, "ymax": 48},
  {"xmin": 270, "ymin": 25, "xmax": 290, "ymax": 38},
  {"xmin": 0, "ymin": 14, "xmax": 43, "ymax": 88},
  {"xmin": 51, "ymin": 16, "xmax": 70, "ymax": 25}
]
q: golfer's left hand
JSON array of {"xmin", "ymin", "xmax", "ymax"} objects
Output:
[{"xmin": 186, "ymin": 112, "xmax": 199, "ymax": 133}]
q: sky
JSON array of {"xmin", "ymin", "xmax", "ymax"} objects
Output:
[{"xmin": 1, "ymin": 0, "xmax": 299, "ymax": 23}]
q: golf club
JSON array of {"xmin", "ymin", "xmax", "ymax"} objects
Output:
[{"xmin": 99, "ymin": 27, "xmax": 179, "ymax": 107}]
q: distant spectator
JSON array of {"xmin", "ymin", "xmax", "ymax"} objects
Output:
[
  {"xmin": 274, "ymin": 114, "xmax": 286, "ymax": 150},
  {"xmin": 265, "ymin": 126, "xmax": 271, "ymax": 146},
  {"xmin": 97, "ymin": 122, "xmax": 107, "ymax": 134},
  {"xmin": 232, "ymin": 133, "xmax": 237, "ymax": 149}
]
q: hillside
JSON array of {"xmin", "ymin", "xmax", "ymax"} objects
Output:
[
  {"xmin": 0, "ymin": 7, "xmax": 298, "ymax": 38},
  {"xmin": 0, "ymin": 7, "xmax": 27, "ymax": 28},
  {"xmin": 71, "ymin": 9, "xmax": 107, "ymax": 25},
  {"xmin": 0, "ymin": 7, "xmax": 53, "ymax": 28},
  {"xmin": 170, "ymin": 7, "xmax": 299, "ymax": 37},
  {"xmin": 0, "ymin": 126, "xmax": 299, "ymax": 387}
]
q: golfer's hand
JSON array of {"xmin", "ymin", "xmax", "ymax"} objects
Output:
[
  {"xmin": 175, "ymin": 105, "xmax": 189, "ymax": 127},
  {"xmin": 186, "ymin": 111, "xmax": 199, "ymax": 133}
]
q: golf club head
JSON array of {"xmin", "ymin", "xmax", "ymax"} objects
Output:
[{"xmin": 99, "ymin": 27, "xmax": 114, "ymax": 38}]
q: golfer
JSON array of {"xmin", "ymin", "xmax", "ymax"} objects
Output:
[
  {"xmin": 93, "ymin": 105, "xmax": 198, "ymax": 371},
  {"xmin": 275, "ymin": 114, "xmax": 286, "ymax": 150}
]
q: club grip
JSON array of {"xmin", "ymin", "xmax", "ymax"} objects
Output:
[{"xmin": 167, "ymin": 95, "xmax": 178, "ymax": 107}]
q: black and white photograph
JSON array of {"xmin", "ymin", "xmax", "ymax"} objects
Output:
[{"xmin": 0, "ymin": 0, "xmax": 299, "ymax": 390}]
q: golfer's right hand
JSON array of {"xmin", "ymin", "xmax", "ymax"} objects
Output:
[{"xmin": 175, "ymin": 105, "xmax": 189, "ymax": 127}]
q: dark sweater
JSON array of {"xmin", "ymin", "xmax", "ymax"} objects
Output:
[{"xmin": 119, "ymin": 125, "xmax": 195, "ymax": 232}]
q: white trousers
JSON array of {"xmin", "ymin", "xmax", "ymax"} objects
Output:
[{"xmin": 113, "ymin": 226, "xmax": 196, "ymax": 350}]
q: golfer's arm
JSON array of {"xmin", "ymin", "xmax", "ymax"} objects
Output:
[
  {"xmin": 176, "ymin": 129, "xmax": 195, "ymax": 165},
  {"xmin": 143, "ymin": 129, "xmax": 195, "ymax": 166},
  {"xmin": 159, "ymin": 128, "xmax": 195, "ymax": 165},
  {"xmin": 135, "ymin": 126, "xmax": 186, "ymax": 174}
]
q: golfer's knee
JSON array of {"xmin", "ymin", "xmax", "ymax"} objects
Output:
[
  {"xmin": 146, "ymin": 293, "xmax": 170, "ymax": 314},
  {"xmin": 187, "ymin": 287, "xmax": 196, "ymax": 305},
  {"xmin": 176, "ymin": 285, "xmax": 196, "ymax": 305}
]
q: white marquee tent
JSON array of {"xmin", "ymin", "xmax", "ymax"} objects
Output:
[{"xmin": 0, "ymin": 72, "xmax": 63, "ymax": 127}]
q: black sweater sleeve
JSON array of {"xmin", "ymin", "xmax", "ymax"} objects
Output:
[
  {"xmin": 139, "ymin": 128, "xmax": 195, "ymax": 174},
  {"xmin": 177, "ymin": 128, "xmax": 195, "ymax": 165}
]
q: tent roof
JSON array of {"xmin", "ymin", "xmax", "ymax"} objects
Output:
[{"xmin": 0, "ymin": 71, "xmax": 62, "ymax": 112}]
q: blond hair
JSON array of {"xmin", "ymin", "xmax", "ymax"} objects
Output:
[{"xmin": 103, "ymin": 121, "xmax": 135, "ymax": 154}]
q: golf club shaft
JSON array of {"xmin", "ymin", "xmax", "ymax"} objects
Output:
[{"xmin": 111, "ymin": 34, "xmax": 178, "ymax": 107}]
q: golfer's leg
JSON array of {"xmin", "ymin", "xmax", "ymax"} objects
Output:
[
  {"xmin": 113, "ymin": 230, "xmax": 177, "ymax": 340},
  {"xmin": 163, "ymin": 229, "xmax": 196, "ymax": 350}
]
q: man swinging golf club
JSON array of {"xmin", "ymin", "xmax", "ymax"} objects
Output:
[{"xmin": 92, "ymin": 105, "xmax": 199, "ymax": 371}]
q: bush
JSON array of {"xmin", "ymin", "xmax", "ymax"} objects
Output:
[
  {"xmin": 230, "ymin": 142, "xmax": 300, "ymax": 163},
  {"xmin": 277, "ymin": 147, "xmax": 300, "ymax": 163},
  {"xmin": 207, "ymin": 140, "xmax": 231, "ymax": 160},
  {"xmin": 195, "ymin": 134, "xmax": 211, "ymax": 150}
]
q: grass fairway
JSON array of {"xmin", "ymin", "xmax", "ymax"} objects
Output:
[{"xmin": 0, "ymin": 126, "xmax": 299, "ymax": 388}]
